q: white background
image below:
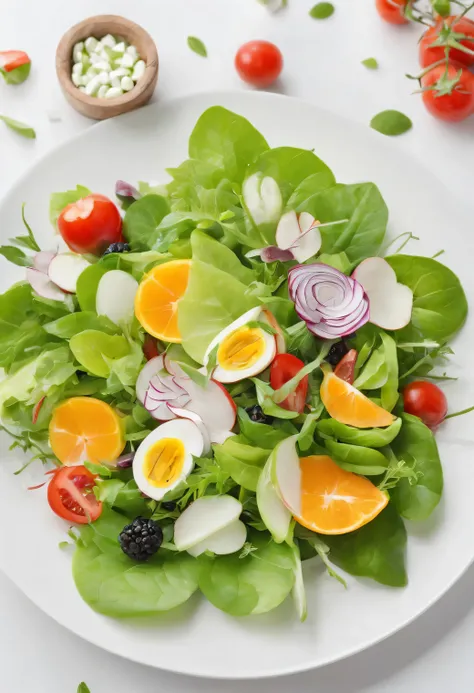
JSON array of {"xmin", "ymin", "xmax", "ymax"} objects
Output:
[{"xmin": 1, "ymin": 0, "xmax": 474, "ymax": 691}]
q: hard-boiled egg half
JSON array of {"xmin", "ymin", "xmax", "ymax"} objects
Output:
[
  {"xmin": 203, "ymin": 307, "xmax": 277, "ymax": 383},
  {"xmin": 133, "ymin": 419, "xmax": 204, "ymax": 501}
]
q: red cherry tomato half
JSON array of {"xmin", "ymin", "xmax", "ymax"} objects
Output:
[
  {"xmin": 0, "ymin": 50, "xmax": 30, "ymax": 72},
  {"xmin": 421, "ymin": 62, "xmax": 474, "ymax": 122},
  {"xmin": 334, "ymin": 349, "xmax": 357, "ymax": 385},
  {"xmin": 47, "ymin": 465, "xmax": 102, "ymax": 524},
  {"xmin": 270, "ymin": 353, "xmax": 308, "ymax": 414},
  {"xmin": 403, "ymin": 380, "xmax": 448, "ymax": 429},
  {"xmin": 419, "ymin": 17, "xmax": 474, "ymax": 68},
  {"xmin": 375, "ymin": 0, "xmax": 408, "ymax": 25},
  {"xmin": 235, "ymin": 40, "xmax": 283, "ymax": 88},
  {"xmin": 57, "ymin": 194, "xmax": 123, "ymax": 255}
]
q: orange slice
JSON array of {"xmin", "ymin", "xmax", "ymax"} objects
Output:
[
  {"xmin": 297, "ymin": 455, "xmax": 388, "ymax": 535},
  {"xmin": 134, "ymin": 260, "xmax": 191, "ymax": 343},
  {"xmin": 320, "ymin": 370, "xmax": 396, "ymax": 429},
  {"xmin": 49, "ymin": 397, "xmax": 125, "ymax": 466}
]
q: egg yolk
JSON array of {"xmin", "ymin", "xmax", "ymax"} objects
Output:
[
  {"xmin": 217, "ymin": 327, "xmax": 266, "ymax": 371},
  {"xmin": 143, "ymin": 438, "xmax": 185, "ymax": 488}
]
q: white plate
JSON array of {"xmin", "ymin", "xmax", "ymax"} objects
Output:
[{"xmin": 0, "ymin": 91, "xmax": 473, "ymax": 680}]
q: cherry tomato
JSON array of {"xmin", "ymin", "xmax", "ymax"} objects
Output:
[
  {"xmin": 421, "ymin": 62, "xmax": 474, "ymax": 122},
  {"xmin": 0, "ymin": 50, "xmax": 30, "ymax": 72},
  {"xmin": 334, "ymin": 349, "xmax": 357, "ymax": 385},
  {"xmin": 375, "ymin": 0, "xmax": 408, "ymax": 25},
  {"xmin": 270, "ymin": 353, "xmax": 308, "ymax": 414},
  {"xmin": 58, "ymin": 194, "xmax": 123, "ymax": 255},
  {"xmin": 403, "ymin": 380, "xmax": 447, "ymax": 429},
  {"xmin": 419, "ymin": 17, "xmax": 474, "ymax": 68},
  {"xmin": 235, "ymin": 40, "xmax": 283, "ymax": 88},
  {"xmin": 47, "ymin": 465, "xmax": 102, "ymax": 524}
]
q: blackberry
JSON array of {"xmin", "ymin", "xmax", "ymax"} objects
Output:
[
  {"xmin": 119, "ymin": 517, "xmax": 163, "ymax": 562},
  {"xmin": 103, "ymin": 242, "xmax": 131, "ymax": 256},
  {"xmin": 326, "ymin": 341, "xmax": 349, "ymax": 367},
  {"xmin": 246, "ymin": 404, "xmax": 273, "ymax": 425}
]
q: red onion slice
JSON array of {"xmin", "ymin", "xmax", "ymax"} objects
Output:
[
  {"xmin": 115, "ymin": 180, "xmax": 141, "ymax": 203},
  {"xmin": 260, "ymin": 246, "xmax": 295, "ymax": 263},
  {"xmin": 288, "ymin": 263, "xmax": 369, "ymax": 339},
  {"xmin": 144, "ymin": 372, "xmax": 191, "ymax": 420}
]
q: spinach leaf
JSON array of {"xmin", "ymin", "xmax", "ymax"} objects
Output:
[
  {"xmin": 178, "ymin": 259, "xmax": 259, "ymax": 363},
  {"xmin": 294, "ymin": 182, "xmax": 388, "ymax": 263},
  {"xmin": 316, "ymin": 417, "xmax": 402, "ymax": 448},
  {"xmin": 49, "ymin": 185, "xmax": 90, "ymax": 227},
  {"xmin": 390, "ymin": 413, "xmax": 443, "ymax": 520},
  {"xmin": 324, "ymin": 504, "xmax": 407, "ymax": 586},
  {"xmin": 380, "ymin": 331, "xmax": 399, "ymax": 411},
  {"xmin": 73, "ymin": 516, "xmax": 199, "ymax": 617},
  {"xmin": 370, "ymin": 110, "xmax": 412, "ymax": 137},
  {"xmin": 198, "ymin": 532, "xmax": 294, "ymax": 615},
  {"xmin": 187, "ymin": 36, "xmax": 208, "ymax": 57},
  {"xmin": 189, "ymin": 106, "xmax": 269, "ymax": 184},
  {"xmin": 325, "ymin": 439, "xmax": 389, "ymax": 475},
  {"xmin": 190, "ymin": 230, "xmax": 255, "ymax": 284},
  {"xmin": 247, "ymin": 147, "xmax": 335, "ymax": 206},
  {"xmin": 287, "ymin": 171, "xmax": 337, "ymax": 209},
  {"xmin": 0, "ymin": 115, "xmax": 35, "ymax": 139},
  {"xmin": 123, "ymin": 195, "xmax": 171, "ymax": 250},
  {"xmin": 238, "ymin": 408, "xmax": 297, "ymax": 449},
  {"xmin": 44, "ymin": 312, "xmax": 119, "ymax": 338},
  {"xmin": 362, "ymin": 57, "xmax": 379, "ymax": 69},
  {"xmin": 309, "ymin": 2, "xmax": 335, "ymax": 18},
  {"xmin": 213, "ymin": 437, "xmax": 269, "ymax": 491},
  {"xmin": 386, "ymin": 255, "xmax": 468, "ymax": 342}
]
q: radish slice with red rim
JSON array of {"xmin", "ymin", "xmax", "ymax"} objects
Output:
[
  {"xmin": 167, "ymin": 405, "xmax": 211, "ymax": 455},
  {"xmin": 96, "ymin": 269, "xmax": 138, "ymax": 326},
  {"xmin": 26, "ymin": 268, "xmax": 66, "ymax": 302},
  {"xmin": 47, "ymin": 252, "xmax": 90, "ymax": 293},
  {"xmin": 33, "ymin": 250, "xmax": 56, "ymax": 274}
]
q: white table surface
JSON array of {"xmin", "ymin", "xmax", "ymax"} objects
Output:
[{"xmin": 1, "ymin": 0, "xmax": 474, "ymax": 691}]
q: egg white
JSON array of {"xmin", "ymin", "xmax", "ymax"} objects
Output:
[
  {"xmin": 133, "ymin": 419, "xmax": 204, "ymax": 501},
  {"xmin": 204, "ymin": 307, "xmax": 276, "ymax": 383}
]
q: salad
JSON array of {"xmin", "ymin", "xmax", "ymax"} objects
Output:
[{"xmin": 0, "ymin": 106, "xmax": 467, "ymax": 621}]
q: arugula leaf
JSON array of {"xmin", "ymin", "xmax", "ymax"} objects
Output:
[
  {"xmin": 0, "ymin": 115, "xmax": 35, "ymax": 138},
  {"xmin": 370, "ymin": 110, "xmax": 413, "ymax": 137},
  {"xmin": 187, "ymin": 36, "xmax": 208, "ymax": 57},
  {"xmin": 189, "ymin": 106, "xmax": 269, "ymax": 184},
  {"xmin": 49, "ymin": 185, "xmax": 91, "ymax": 227}
]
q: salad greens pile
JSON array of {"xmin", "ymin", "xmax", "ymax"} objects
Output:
[{"xmin": 0, "ymin": 106, "xmax": 467, "ymax": 621}]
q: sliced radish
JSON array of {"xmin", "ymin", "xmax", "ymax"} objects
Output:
[
  {"xmin": 352, "ymin": 257, "xmax": 413, "ymax": 331},
  {"xmin": 187, "ymin": 519, "xmax": 247, "ymax": 557},
  {"xmin": 242, "ymin": 174, "xmax": 282, "ymax": 226},
  {"xmin": 137, "ymin": 356, "xmax": 180, "ymax": 422},
  {"xmin": 136, "ymin": 356, "xmax": 164, "ymax": 405},
  {"xmin": 167, "ymin": 405, "xmax": 211, "ymax": 455},
  {"xmin": 257, "ymin": 454, "xmax": 292, "ymax": 543},
  {"xmin": 96, "ymin": 269, "xmax": 138, "ymax": 326},
  {"xmin": 183, "ymin": 379, "xmax": 236, "ymax": 444},
  {"xmin": 174, "ymin": 495, "xmax": 242, "ymax": 551},
  {"xmin": 269, "ymin": 436, "xmax": 301, "ymax": 515},
  {"xmin": 33, "ymin": 250, "xmax": 56, "ymax": 274},
  {"xmin": 26, "ymin": 268, "xmax": 65, "ymax": 302},
  {"xmin": 275, "ymin": 211, "xmax": 321, "ymax": 263},
  {"xmin": 47, "ymin": 252, "xmax": 90, "ymax": 293}
]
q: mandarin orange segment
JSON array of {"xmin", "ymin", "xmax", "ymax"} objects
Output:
[
  {"xmin": 134, "ymin": 260, "xmax": 191, "ymax": 342},
  {"xmin": 49, "ymin": 397, "xmax": 125, "ymax": 466},
  {"xmin": 320, "ymin": 371, "xmax": 396, "ymax": 429},
  {"xmin": 297, "ymin": 455, "xmax": 388, "ymax": 535}
]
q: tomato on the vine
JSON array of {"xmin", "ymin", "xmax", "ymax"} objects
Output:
[
  {"xmin": 375, "ymin": 0, "xmax": 409, "ymax": 25},
  {"xmin": 419, "ymin": 16, "xmax": 474, "ymax": 68},
  {"xmin": 403, "ymin": 380, "xmax": 447, "ymax": 429},
  {"xmin": 235, "ymin": 40, "xmax": 283, "ymax": 88},
  {"xmin": 47, "ymin": 465, "xmax": 102, "ymax": 524},
  {"xmin": 270, "ymin": 353, "xmax": 308, "ymax": 414},
  {"xmin": 421, "ymin": 62, "xmax": 474, "ymax": 122},
  {"xmin": 58, "ymin": 194, "xmax": 123, "ymax": 255}
]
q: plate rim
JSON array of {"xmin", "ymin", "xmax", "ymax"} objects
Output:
[{"xmin": 0, "ymin": 89, "xmax": 472, "ymax": 680}]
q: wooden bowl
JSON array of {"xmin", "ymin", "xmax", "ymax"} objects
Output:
[{"xmin": 56, "ymin": 15, "xmax": 158, "ymax": 120}]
